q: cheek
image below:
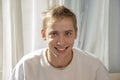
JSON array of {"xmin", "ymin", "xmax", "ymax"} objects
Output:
[
  {"xmin": 68, "ymin": 37, "xmax": 76, "ymax": 42},
  {"xmin": 67, "ymin": 38, "xmax": 76, "ymax": 46},
  {"xmin": 46, "ymin": 38, "xmax": 57, "ymax": 46}
]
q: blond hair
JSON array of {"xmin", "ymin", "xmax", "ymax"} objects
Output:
[{"xmin": 42, "ymin": 6, "xmax": 77, "ymax": 32}]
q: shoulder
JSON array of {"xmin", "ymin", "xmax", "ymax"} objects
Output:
[
  {"xmin": 73, "ymin": 47, "xmax": 98, "ymax": 59},
  {"xmin": 73, "ymin": 47, "xmax": 101, "ymax": 65},
  {"xmin": 15, "ymin": 48, "xmax": 47, "ymax": 68},
  {"xmin": 73, "ymin": 48, "xmax": 110, "ymax": 79},
  {"xmin": 10, "ymin": 48, "xmax": 47, "ymax": 79},
  {"xmin": 22, "ymin": 48, "xmax": 46, "ymax": 60},
  {"xmin": 73, "ymin": 47, "xmax": 107, "ymax": 71}
]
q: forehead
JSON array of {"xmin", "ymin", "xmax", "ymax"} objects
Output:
[{"xmin": 46, "ymin": 17, "xmax": 74, "ymax": 30}]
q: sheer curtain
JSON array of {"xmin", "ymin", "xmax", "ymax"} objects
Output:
[
  {"xmin": 62, "ymin": 0, "xmax": 109, "ymax": 69},
  {"xmin": 2, "ymin": 0, "xmax": 24, "ymax": 80},
  {"xmin": 80, "ymin": 0, "xmax": 109, "ymax": 69},
  {"xmin": 0, "ymin": 0, "xmax": 110, "ymax": 80},
  {"xmin": 38, "ymin": 0, "xmax": 109, "ymax": 69},
  {"xmin": 1, "ymin": 0, "xmax": 48, "ymax": 80},
  {"xmin": 79, "ymin": 0, "xmax": 109, "ymax": 69},
  {"xmin": 0, "ymin": 0, "xmax": 3, "ymax": 79},
  {"xmin": 21, "ymin": 0, "xmax": 48, "ymax": 54}
]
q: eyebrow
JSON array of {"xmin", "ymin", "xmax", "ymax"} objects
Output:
[
  {"xmin": 49, "ymin": 29, "xmax": 74, "ymax": 33},
  {"xmin": 65, "ymin": 30, "xmax": 73, "ymax": 32}
]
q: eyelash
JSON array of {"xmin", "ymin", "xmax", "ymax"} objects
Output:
[
  {"xmin": 49, "ymin": 32, "xmax": 58, "ymax": 38},
  {"xmin": 65, "ymin": 32, "xmax": 72, "ymax": 36},
  {"xmin": 49, "ymin": 31, "xmax": 72, "ymax": 38}
]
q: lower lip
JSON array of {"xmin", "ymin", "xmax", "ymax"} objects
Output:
[
  {"xmin": 56, "ymin": 48, "xmax": 68, "ymax": 54},
  {"xmin": 58, "ymin": 50, "xmax": 66, "ymax": 54}
]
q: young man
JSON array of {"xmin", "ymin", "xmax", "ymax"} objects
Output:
[{"xmin": 9, "ymin": 6, "xmax": 110, "ymax": 80}]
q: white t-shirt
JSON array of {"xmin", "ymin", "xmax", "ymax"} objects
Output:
[{"xmin": 9, "ymin": 48, "xmax": 110, "ymax": 80}]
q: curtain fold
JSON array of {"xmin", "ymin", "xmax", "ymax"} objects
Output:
[
  {"xmin": 0, "ymin": 0, "xmax": 111, "ymax": 80},
  {"xmin": 0, "ymin": 0, "xmax": 3, "ymax": 79},
  {"xmin": 47, "ymin": 0, "xmax": 64, "ymax": 8},
  {"xmin": 21, "ymin": 0, "xmax": 48, "ymax": 54},
  {"xmin": 2, "ymin": 0, "xmax": 24, "ymax": 80},
  {"xmin": 57, "ymin": 0, "xmax": 109, "ymax": 69},
  {"xmin": 2, "ymin": 0, "xmax": 48, "ymax": 79},
  {"xmin": 79, "ymin": 0, "xmax": 109, "ymax": 69}
]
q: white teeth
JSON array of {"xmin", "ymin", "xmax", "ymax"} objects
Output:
[
  {"xmin": 55, "ymin": 47, "xmax": 68, "ymax": 51},
  {"xmin": 58, "ymin": 48, "xmax": 65, "ymax": 51}
]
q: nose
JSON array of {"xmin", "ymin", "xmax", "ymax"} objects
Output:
[{"xmin": 57, "ymin": 35, "xmax": 66, "ymax": 47}]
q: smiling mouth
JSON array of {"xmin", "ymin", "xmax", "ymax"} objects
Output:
[{"xmin": 54, "ymin": 46, "xmax": 69, "ymax": 53}]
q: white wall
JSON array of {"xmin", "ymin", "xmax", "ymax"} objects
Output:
[{"xmin": 109, "ymin": 0, "xmax": 120, "ymax": 73}]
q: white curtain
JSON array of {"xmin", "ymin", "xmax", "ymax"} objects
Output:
[
  {"xmin": 0, "ymin": 0, "xmax": 3, "ymax": 79},
  {"xmin": 1, "ymin": 0, "xmax": 48, "ymax": 80},
  {"xmin": 62, "ymin": 0, "xmax": 109, "ymax": 69},
  {"xmin": 2, "ymin": 0, "xmax": 24, "ymax": 80},
  {"xmin": 80, "ymin": 0, "xmax": 109, "ymax": 69},
  {"xmin": 21, "ymin": 0, "xmax": 48, "ymax": 54},
  {"xmin": 0, "ymin": 0, "xmax": 110, "ymax": 80},
  {"xmin": 47, "ymin": 0, "xmax": 64, "ymax": 8}
]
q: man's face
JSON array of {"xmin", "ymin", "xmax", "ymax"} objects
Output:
[{"xmin": 41, "ymin": 17, "xmax": 77, "ymax": 58}]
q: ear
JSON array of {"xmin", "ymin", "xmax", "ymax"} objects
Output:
[{"xmin": 41, "ymin": 29, "xmax": 46, "ymax": 40}]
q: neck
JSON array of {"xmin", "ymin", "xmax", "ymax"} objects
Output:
[{"xmin": 46, "ymin": 49, "xmax": 73, "ymax": 68}]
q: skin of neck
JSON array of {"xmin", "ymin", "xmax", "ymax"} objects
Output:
[{"xmin": 46, "ymin": 49, "xmax": 73, "ymax": 68}]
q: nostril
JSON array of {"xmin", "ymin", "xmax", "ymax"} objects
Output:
[
  {"xmin": 57, "ymin": 35, "xmax": 67, "ymax": 46},
  {"xmin": 57, "ymin": 40, "xmax": 65, "ymax": 46}
]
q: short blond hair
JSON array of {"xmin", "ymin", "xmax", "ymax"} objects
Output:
[{"xmin": 42, "ymin": 6, "xmax": 78, "ymax": 32}]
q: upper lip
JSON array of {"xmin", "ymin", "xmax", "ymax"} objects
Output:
[{"xmin": 55, "ymin": 46, "xmax": 69, "ymax": 50}]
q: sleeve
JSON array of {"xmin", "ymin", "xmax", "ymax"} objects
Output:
[
  {"xmin": 96, "ymin": 60, "xmax": 111, "ymax": 80},
  {"xmin": 9, "ymin": 61, "xmax": 25, "ymax": 80}
]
